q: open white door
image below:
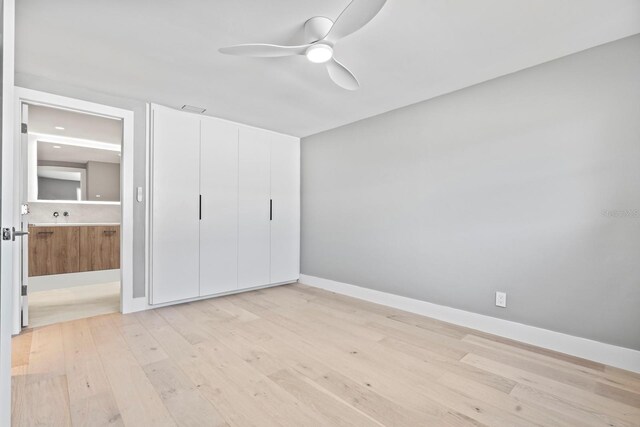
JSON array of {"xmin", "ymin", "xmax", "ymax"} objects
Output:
[
  {"xmin": 1, "ymin": 0, "xmax": 16, "ymax": 424},
  {"xmin": 18, "ymin": 103, "xmax": 29, "ymax": 327}
]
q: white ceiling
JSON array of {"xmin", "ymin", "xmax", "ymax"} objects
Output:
[
  {"xmin": 16, "ymin": 0, "xmax": 640, "ymax": 137},
  {"xmin": 29, "ymin": 104, "xmax": 122, "ymax": 144}
]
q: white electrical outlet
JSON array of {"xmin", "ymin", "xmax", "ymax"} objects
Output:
[{"xmin": 495, "ymin": 291, "xmax": 507, "ymax": 308}]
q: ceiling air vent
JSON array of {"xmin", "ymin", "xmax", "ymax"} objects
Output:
[{"xmin": 181, "ymin": 105, "xmax": 207, "ymax": 114}]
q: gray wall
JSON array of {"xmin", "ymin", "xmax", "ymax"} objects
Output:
[
  {"xmin": 17, "ymin": 73, "xmax": 147, "ymax": 297},
  {"xmin": 301, "ymin": 35, "xmax": 640, "ymax": 350},
  {"xmin": 37, "ymin": 177, "xmax": 79, "ymax": 200},
  {"xmin": 86, "ymin": 161, "xmax": 120, "ymax": 202}
]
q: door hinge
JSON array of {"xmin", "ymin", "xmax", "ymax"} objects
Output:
[
  {"xmin": 21, "ymin": 123, "xmax": 28, "ymax": 134},
  {"xmin": 21, "ymin": 285, "xmax": 27, "ymax": 296}
]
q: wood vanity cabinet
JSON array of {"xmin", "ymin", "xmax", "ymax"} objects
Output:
[
  {"xmin": 28, "ymin": 225, "xmax": 120, "ymax": 276},
  {"xmin": 79, "ymin": 226, "xmax": 120, "ymax": 272},
  {"xmin": 28, "ymin": 226, "xmax": 80, "ymax": 276}
]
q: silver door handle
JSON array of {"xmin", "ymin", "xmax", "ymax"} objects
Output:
[{"xmin": 2, "ymin": 227, "xmax": 29, "ymax": 241}]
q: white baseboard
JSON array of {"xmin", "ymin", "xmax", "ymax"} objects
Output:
[{"xmin": 299, "ymin": 274, "xmax": 640, "ymax": 373}]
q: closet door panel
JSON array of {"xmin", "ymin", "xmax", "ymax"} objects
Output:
[
  {"xmin": 151, "ymin": 105, "xmax": 201, "ymax": 304},
  {"xmin": 200, "ymin": 118, "xmax": 238, "ymax": 296},
  {"xmin": 270, "ymin": 135, "xmax": 300, "ymax": 283},
  {"xmin": 238, "ymin": 127, "xmax": 271, "ymax": 289}
]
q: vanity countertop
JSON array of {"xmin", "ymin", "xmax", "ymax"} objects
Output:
[{"xmin": 30, "ymin": 223, "xmax": 121, "ymax": 227}]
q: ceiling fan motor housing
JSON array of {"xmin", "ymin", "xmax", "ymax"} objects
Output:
[{"xmin": 304, "ymin": 16, "xmax": 334, "ymax": 43}]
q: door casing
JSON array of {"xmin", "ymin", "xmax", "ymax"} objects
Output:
[{"xmin": 12, "ymin": 87, "xmax": 136, "ymax": 334}]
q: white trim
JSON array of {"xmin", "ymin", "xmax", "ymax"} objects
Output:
[
  {"xmin": 144, "ymin": 102, "xmax": 151, "ymax": 302},
  {"xmin": 12, "ymin": 87, "xmax": 136, "ymax": 329},
  {"xmin": 1, "ymin": 1, "xmax": 16, "ymax": 424},
  {"xmin": 16, "ymin": 87, "xmax": 134, "ymax": 120},
  {"xmin": 19, "ymin": 98, "xmax": 124, "ymax": 121},
  {"xmin": 299, "ymin": 274, "xmax": 640, "ymax": 374},
  {"xmin": 119, "ymin": 103, "xmax": 135, "ymax": 314},
  {"xmin": 147, "ymin": 103, "xmax": 154, "ymax": 304}
]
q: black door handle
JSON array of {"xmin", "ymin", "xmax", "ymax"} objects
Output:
[{"xmin": 270, "ymin": 199, "xmax": 273, "ymax": 221}]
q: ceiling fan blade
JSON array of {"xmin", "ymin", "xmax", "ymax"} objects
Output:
[
  {"xmin": 219, "ymin": 43, "xmax": 310, "ymax": 57},
  {"xmin": 324, "ymin": 0, "xmax": 387, "ymax": 43},
  {"xmin": 326, "ymin": 58, "xmax": 359, "ymax": 91}
]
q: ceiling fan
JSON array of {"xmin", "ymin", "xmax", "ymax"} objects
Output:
[{"xmin": 219, "ymin": 0, "xmax": 387, "ymax": 91}]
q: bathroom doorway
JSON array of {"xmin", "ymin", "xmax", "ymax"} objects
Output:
[{"xmin": 13, "ymin": 88, "xmax": 135, "ymax": 330}]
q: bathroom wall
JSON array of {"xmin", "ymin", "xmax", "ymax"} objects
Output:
[
  {"xmin": 86, "ymin": 161, "xmax": 120, "ymax": 201},
  {"xmin": 28, "ymin": 202, "xmax": 120, "ymax": 224}
]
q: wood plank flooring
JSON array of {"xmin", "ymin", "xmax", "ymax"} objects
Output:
[{"xmin": 11, "ymin": 283, "xmax": 640, "ymax": 426}]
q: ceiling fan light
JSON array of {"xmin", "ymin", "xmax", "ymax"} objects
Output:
[{"xmin": 305, "ymin": 44, "xmax": 333, "ymax": 63}]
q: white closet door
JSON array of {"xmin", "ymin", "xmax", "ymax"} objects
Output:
[
  {"xmin": 238, "ymin": 127, "xmax": 271, "ymax": 289},
  {"xmin": 200, "ymin": 118, "xmax": 238, "ymax": 296},
  {"xmin": 150, "ymin": 105, "xmax": 201, "ymax": 304},
  {"xmin": 270, "ymin": 135, "xmax": 300, "ymax": 283}
]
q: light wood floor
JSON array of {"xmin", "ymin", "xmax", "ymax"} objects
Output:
[
  {"xmin": 11, "ymin": 284, "xmax": 640, "ymax": 426},
  {"xmin": 28, "ymin": 282, "xmax": 120, "ymax": 329}
]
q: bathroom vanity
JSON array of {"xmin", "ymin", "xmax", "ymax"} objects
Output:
[{"xmin": 28, "ymin": 223, "xmax": 120, "ymax": 276}]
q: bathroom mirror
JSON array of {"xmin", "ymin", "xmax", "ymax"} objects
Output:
[
  {"xmin": 26, "ymin": 103, "xmax": 123, "ymax": 204},
  {"xmin": 33, "ymin": 141, "xmax": 121, "ymax": 202}
]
